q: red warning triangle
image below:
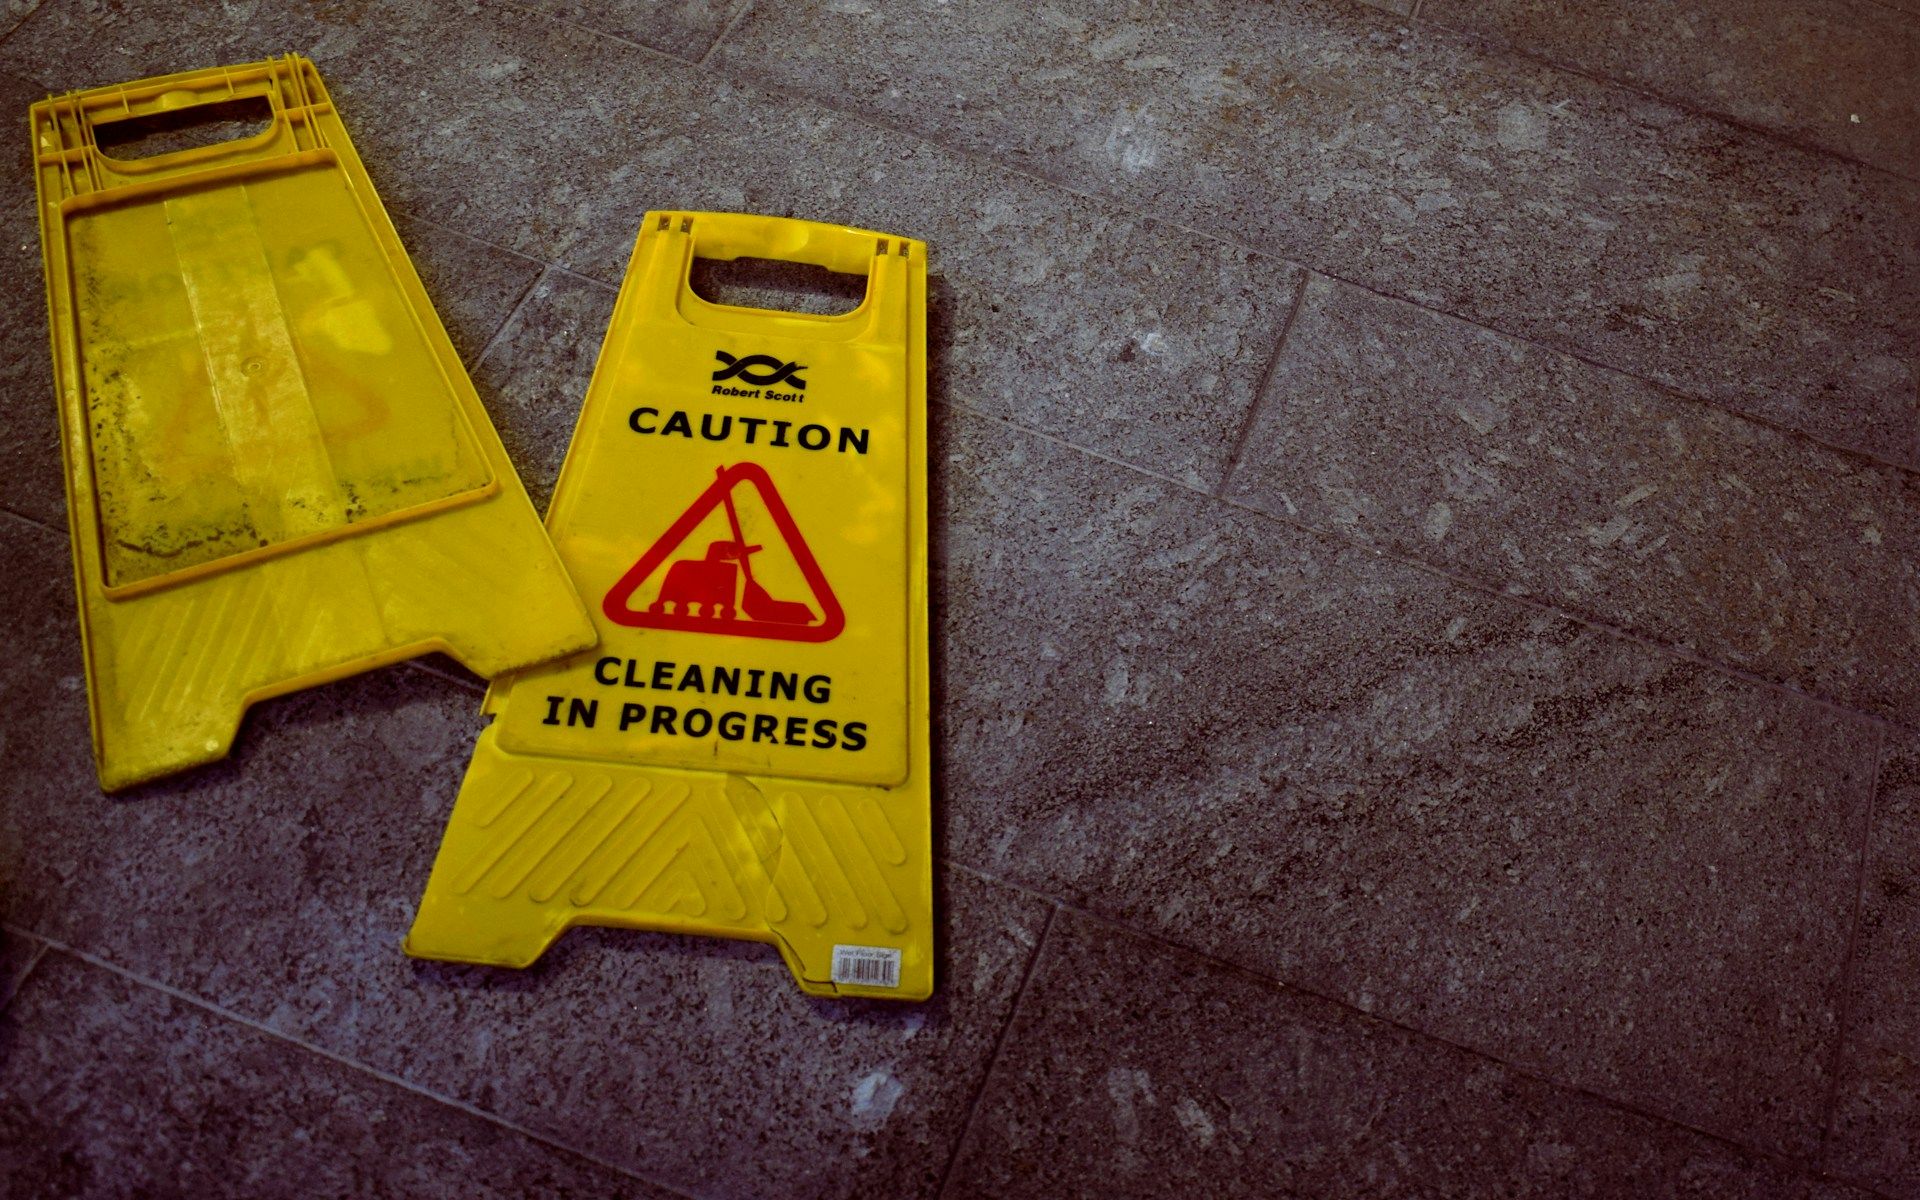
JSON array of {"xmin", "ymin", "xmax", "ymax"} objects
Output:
[{"xmin": 602, "ymin": 462, "xmax": 845, "ymax": 643}]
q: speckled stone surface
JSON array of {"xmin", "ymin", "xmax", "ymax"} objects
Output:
[
  {"xmin": 714, "ymin": 0, "xmax": 1920, "ymax": 466},
  {"xmin": 948, "ymin": 912, "xmax": 1868, "ymax": 1200},
  {"xmin": 1419, "ymin": 0, "xmax": 1920, "ymax": 180},
  {"xmin": 0, "ymin": 927, "xmax": 44, "ymax": 1011},
  {"xmin": 1826, "ymin": 732, "xmax": 1920, "ymax": 1196},
  {"xmin": 1227, "ymin": 274, "xmax": 1920, "ymax": 725},
  {"xmin": 935, "ymin": 406, "xmax": 1877, "ymax": 1158},
  {"xmin": 0, "ymin": 0, "xmax": 1912, "ymax": 1193},
  {"xmin": 511, "ymin": 0, "xmax": 747, "ymax": 61},
  {"xmin": 0, "ymin": 954, "xmax": 672, "ymax": 1198},
  {"xmin": 0, "ymin": 70, "xmax": 59, "ymax": 528},
  {"xmin": 0, "ymin": 0, "xmax": 1305, "ymax": 489},
  {"xmin": 0, "ymin": 1, "xmax": 35, "ymax": 39}
]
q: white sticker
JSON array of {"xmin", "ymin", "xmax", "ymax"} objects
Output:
[{"xmin": 831, "ymin": 944, "xmax": 902, "ymax": 989}]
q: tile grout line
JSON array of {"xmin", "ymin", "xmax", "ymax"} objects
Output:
[
  {"xmin": 407, "ymin": 212, "xmax": 551, "ymax": 273},
  {"xmin": 0, "ymin": 503, "xmax": 60, "ymax": 537},
  {"xmin": 698, "ymin": 0, "xmax": 758, "ymax": 69},
  {"xmin": 471, "ymin": 262, "xmax": 553, "ymax": 373},
  {"xmin": 1209, "ymin": 486, "xmax": 1916, "ymax": 737},
  {"xmin": 0, "ymin": 0, "xmax": 61, "ymax": 52},
  {"xmin": 943, "ymin": 397, "xmax": 1205, "ymax": 494},
  {"xmin": 945, "ymin": 396, "xmax": 1918, "ymax": 739},
  {"xmin": 495, "ymin": 0, "xmax": 681, "ymax": 63},
  {"xmin": 1813, "ymin": 720, "xmax": 1891, "ymax": 1170},
  {"xmin": 549, "ymin": 260, "xmax": 620, "ymax": 292},
  {"xmin": 9, "ymin": 933, "xmax": 708, "ymax": 1200},
  {"xmin": 933, "ymin": 903, "xmax": 1059, "ymax": 1199},
  {"xmin": 491, "ymin": 0, "xmax": 751, "ymax": 72},
  {"xmin": 1407, "ymin": 12, "xmax": 1920, "ymax": 188},
  {"xmin": 1212, "ymin": 269, "xmax": 1313, "ymax": 499},
  {"xmin": 0, "ymin": 939, "xmax": 51, "ymax": 1014},
  {"xmin": 1314, "ymin": 274, "xmax": 1920, "ymax": 484},
  {"xmin": 939, "ymin": 863, "xmax": 1876, "ymax": 1191}
]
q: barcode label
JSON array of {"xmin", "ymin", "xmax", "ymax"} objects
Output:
[{"xmin": 831, "ymin": 944, "xmax": 902, "ymax": 989}]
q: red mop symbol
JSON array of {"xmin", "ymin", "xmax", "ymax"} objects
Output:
[{"xmin": 602, "ymin": 463, "xmax": 845, "ymax": 643}]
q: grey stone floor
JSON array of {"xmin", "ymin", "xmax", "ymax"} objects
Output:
[{"xmin": 0, "ymin": 0, "xmax": 1916, "ymax": 1196}]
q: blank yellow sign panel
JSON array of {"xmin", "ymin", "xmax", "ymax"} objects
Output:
[
  {"xmin": 31, "ymin": 56, "xmax": 594, "ymax": 790},
  {"xmin": 407, "ymin": 212, "xmax": 933, "ymax": 1000}
]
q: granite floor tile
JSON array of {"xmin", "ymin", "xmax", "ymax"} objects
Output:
[
  {"xmin": 0, "ymin": 511, "xmax": 1049, "ymax": 1199},
  {"xmin": 1419, "ymin": 0, "xmax": 1920, "ymax": 180},
  {"xmin": 0, "ymin": 69, "xmax": 59, "ymax": 529},
  {"xmin": 508, "ymin": 0, "xmax": 747, "ymax": 61},
  {"xmin": 948, "ymin": 911, "xmax": 1871, "ymax": 1200},
  {"xmin": 933, "ymin": 405, "xmax": 1877, "ymax": 1158},
  {"xmin": 0, "ymin": 0, "xmax": 1300, "ymax": 487},
  {"xmin": 1825, "ymin": 731, "xmax": 1920, "ymax": 1196},
  {"xmin": 0, "ymin": 927, "xmax": 44, "ymax": 1011},
  {"xmin": 0, "ymin": 954, "xmax": 674, "ymax": 1199},
  {"xmin": 1226, "ymin": 274, "xmax": 1920, "ymax": 726},
  {"xmin": 715, "ymin": 0, "xmax": 1920, "ymax": 466}
]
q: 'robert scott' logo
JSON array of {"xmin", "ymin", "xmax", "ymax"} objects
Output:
[{"xmin": 712, "ymin": 350, "xmax": 806, "ymax": 391}]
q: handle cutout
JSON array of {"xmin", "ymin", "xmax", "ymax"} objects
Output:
[
  {"xmin": 93, "ymin": 95, "xmax": 275, "ymax": 161},
  {"xmin": 690, "ymin": 255, "xmax": 868, "ymax": 317}
]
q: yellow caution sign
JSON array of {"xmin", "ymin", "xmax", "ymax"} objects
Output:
[
  {"xmin": 407, "ymin": 212, "xmax": 933, "ymax": 1000},
  {"xmin": 30, "ymin": 56, "xmax": 595, "ymax": 791}
]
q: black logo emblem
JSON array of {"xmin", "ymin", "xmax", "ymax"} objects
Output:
[{"xmin": 712, "ymin": 351, "xmax": 806, "ymax": 391}]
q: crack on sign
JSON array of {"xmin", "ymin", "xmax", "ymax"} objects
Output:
[{"xmin": 724, "ymin": 772, "xmax": 841, "ymax": 995}]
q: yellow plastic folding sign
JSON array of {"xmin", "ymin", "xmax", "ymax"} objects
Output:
[
  {"xmin": 31, "ymin": 56, "xmax": 595, "ymax": 791},
  {"xmin": 407, "ymin": 212, "xmax": 933, "ymax": 1000}
]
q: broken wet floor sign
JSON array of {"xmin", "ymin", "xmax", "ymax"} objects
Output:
[{"xmin": 406, "ymin": 211, "xmax": 932, "ymax": 999}]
